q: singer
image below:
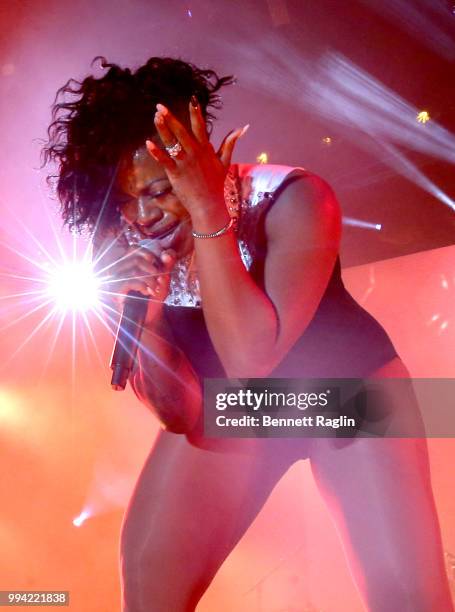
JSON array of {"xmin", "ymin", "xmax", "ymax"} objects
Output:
[{"xmin": 43, "ymin": 57, "xmax": 453, "ymax": 611}]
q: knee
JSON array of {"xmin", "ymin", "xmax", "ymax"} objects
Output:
[
  {"xmin": 119, "ymin": 516, "xmax": 208, "ymax": 612},
  {"xmin": 119, "ymin": 515, "xmax": 168, "ymax": 610}
]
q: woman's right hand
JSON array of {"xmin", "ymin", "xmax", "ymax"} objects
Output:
[{"xmin": 93, "ymin": 237, "xmax": 177, "ymax": 326}]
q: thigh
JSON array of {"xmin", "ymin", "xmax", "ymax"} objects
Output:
[
  {"xmin": 308, "ymin": 358, "xmax": 453, "ymax": 610},
  {"xmin": 120, "ymin": 431, "xmax": 297, "ymax": 608}
]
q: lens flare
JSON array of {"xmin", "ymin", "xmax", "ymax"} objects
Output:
[{"xmin": 46, "ymin": 261, "xmax": 101, "ymax": 313}]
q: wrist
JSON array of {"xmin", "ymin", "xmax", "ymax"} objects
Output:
[{"xmin": 190, "ymin": 199, "xmax": 230, "ymax": 235}]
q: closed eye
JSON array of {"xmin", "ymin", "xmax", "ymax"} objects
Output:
[
  {"xmin": 144, "ymin": 186, "xmax": 173, "ymax": 199},
  {"xmin": 114, "ymin": 186, "xmax": 173, "ymax": 206}
]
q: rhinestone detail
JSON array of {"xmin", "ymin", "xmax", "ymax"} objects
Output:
[{"xmin": 121, "ymin": 166, "xmax": 277, "ymax": 308}]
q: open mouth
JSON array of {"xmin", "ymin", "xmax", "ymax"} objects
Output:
[{"xmin": 141, "ymin": 222, "xmax": 180, "ymax": 240}]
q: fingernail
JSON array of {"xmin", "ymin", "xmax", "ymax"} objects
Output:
[
  {"xmin": 146, "ymin": 138, "xmax": 160, "ymax": 150},
  {"xmin": 145, "ymin": 140, "xmax": 159, "ymax": 159},
  {"xmin": 156, "ymin": 103, "xmax": 168, "ymax": 114},
  {"xmin": 239, "ymin": 124, "xmax": 250, "ymax": 138},
  {"xmin": 190, "ymin": 95, "xmax": 199, "ymax": 108}
]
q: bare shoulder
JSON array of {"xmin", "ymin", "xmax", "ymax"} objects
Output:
[{"xmin": 264, "ymin": 170, "xmax": 342, "ymax": 250}]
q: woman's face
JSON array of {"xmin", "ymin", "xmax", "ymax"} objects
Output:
[{"xmin": 116, "ymin": 144, "xmax": 194, "ymax": 258}]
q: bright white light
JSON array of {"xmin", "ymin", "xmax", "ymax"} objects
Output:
[
  {"xmin": 73, "ymin": 510, "xmax": 90, "ymax": 527},
  {"xmin": 343, "ymin": 216, "xmax": 383, "ymax": 230},
  {"xmin": 46, "ymin": 261, "xmax": 101, "ymax": 313},
  {"xmin": 440, "ymin": 321, "xmax": 449, "ymax": 331}
]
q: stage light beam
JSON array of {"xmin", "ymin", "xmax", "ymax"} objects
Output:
[
  {"xmin": 343, "ymin": 217, "xmax": 383, "ymax": 230},
  {"xmin": 72, "ymin": 510, "xmax": 91, "ymax": 527}
]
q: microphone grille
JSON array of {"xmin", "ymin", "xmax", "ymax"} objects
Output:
[{"xmin": 138, "ymin": 238, "xmax": 162, "ymax": 257}]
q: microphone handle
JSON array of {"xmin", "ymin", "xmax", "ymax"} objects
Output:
[{"xmin": 110, "ymin": 290, "xmax": 149, "ymax": 390}]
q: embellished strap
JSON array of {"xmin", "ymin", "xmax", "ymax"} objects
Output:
[{"xmin": 223, "ymin": 163, "xmax": 241, "ymax": 233}]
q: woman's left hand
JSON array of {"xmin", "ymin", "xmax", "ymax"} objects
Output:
[{"xmin": 145, "ymin": 99, "xmax": 249, "ymax": 217}]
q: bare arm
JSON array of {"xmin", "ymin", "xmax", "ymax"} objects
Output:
[
  {"xmin": 148, "ymin": 104, "xmax": 342, "ymax": 379},
  {"xmin": 92, "ymin": 232, "xmax": 202, "ymax": 433},
  {"xmin": 190, "ymin": 174, "xmax": 341, "ymax": 377}
]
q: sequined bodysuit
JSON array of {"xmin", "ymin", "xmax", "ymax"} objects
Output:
[
  {"xmin": 122, "ymin": 163, "xmax": 399, "ymax": 455},
  {"xmin": 141, "ymin": 164, "xmax": 399, "ymax": 374}
]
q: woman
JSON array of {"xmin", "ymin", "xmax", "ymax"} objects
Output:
[{"xmin": 43, "ymin": 57, "xmax": 453, "ymax": 611}]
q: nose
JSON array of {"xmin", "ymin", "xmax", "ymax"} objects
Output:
[{"xmin": 134, "ymin": 197, "xmax": 164, "ymax": 227}]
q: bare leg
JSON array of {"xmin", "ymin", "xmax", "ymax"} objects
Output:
[
  {"xmin": 309, "ymin": 358, "xmax": 453, "ymax": 611},
  {"xmin": 120, "ymin": 433, "xmax": 299, "ymax": 611}
]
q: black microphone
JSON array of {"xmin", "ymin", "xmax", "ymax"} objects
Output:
[
  {"xmin": 110, "ymin": 238, "xmax": 161, "ymax": 390},
  {"xmin": 110, "ymin": 290, "xmax": 149, "ymax": 390}
]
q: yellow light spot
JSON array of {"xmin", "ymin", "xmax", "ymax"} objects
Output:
[
  {"xmin": 0, "ymin": 389, "xmax": 24, "ymax": 426},
  {"xmin": 322, "ymin": 136, "xmax": 332, "ymax": 145},
  {"xmin": 256, "ymin": 152, "xmax": 268, "ymax": 164},
  {"xmin": 417, "ymin": 110, "xmax": 430, "ymax": 124}
]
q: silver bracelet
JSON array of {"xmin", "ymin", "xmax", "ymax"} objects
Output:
[{"xmin": 192, "ymin": 216, "xmax": 235, "ymax": 239}]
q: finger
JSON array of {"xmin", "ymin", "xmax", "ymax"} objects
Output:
[
  {"xmin": 160, "ymin": 248, "xmax": 177, "ymax": 271},
  {"xmin": 106, "ymin": 264, "xmax": 160, "ymax": 292},
  {"xmin": 147, "ymin": 278, "xmax": 169, "ymax": 302},
  {"xmin": 189, "ymin": 96, "xmax": 209, "ymax": 144},
  {"xmin": 217, "ymin": 129, "xmax": 235, "ymax": 158},
  {"xmin": 107, "ymin": 280, "xmax": 152, "ymax": 302},
  {"xmin": 147, "ymin": 251, "xmax": 177, "ymax": 298},
  {"xmin": 154, "ymin": 111, "xmax": 180, "ymax": 149},
  {"xmin": 134, "ymin": 260, "xmax": 163, "ymax": 280},
  {"xmin": 155, "ymin": 273, "xmax": 170, "ymax": 293},
  {"xmin": 145, "ymin": 139, "xmax": 175, "ymax": 172},
  {"xmin": 156, "ymin": 104, "xmax": 195, "ymax": 153},
  {"xmin": 124, "ymin": 245, "xmax": 160, "ymax": 262},
  {"xmin": 218, "ymin": 124, "xmax": 250, "ymax": 168},
  {"xmin": 130, "ymin": 247, "xmax": 164, "ymax": 269},
  {"xmin": 111, "ymin": 256, "xmax": 162, "ymax": 278}
]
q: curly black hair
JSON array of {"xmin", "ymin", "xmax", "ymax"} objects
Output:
[{"xmin": 42, "ymin": 57, "xmax": 235, "ymax": 235}]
